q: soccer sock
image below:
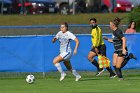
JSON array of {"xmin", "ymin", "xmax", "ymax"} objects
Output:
[
  {"xmin": 113, "ymin": 66, "xmax": 117, "ymax": 75},
  {"xmin": 121, "ymin": 56, "xmax": 130, "ymax": 68},
  {"xmin": 115, "ymin": 68, "xmax": 123, "ymax": 78},
  {"xmin": 113, "ymin": 66, "xmax": 117, "ymax": 71},
  {"xmin": 119, "ymin": 68, "xmax": 122, "ymax": 74},
  {"xmin": 91, "ymin": 59, "xmax": 100, "ymax": 71},
  {"xmin": 106, "ymin": 67, "xmax": 115, "ymax": 75},
  {"xmin": 54, "ymin": 63, "xmax": 64, "ymax": 74},
  {"xmin": 72, "ymin": 69, "xmax": 80, "ymax": 77}
]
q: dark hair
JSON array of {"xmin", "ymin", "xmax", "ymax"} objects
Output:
[
  {"xmin": 90, "ymin": 18, "xmax": 97, "ymax": 23},
  {"xmin": 112, "ymin": 17, "xmax": 121, "ymax": 27},
  {"xmin": 61, "ymin": 22, "xmax": 68, "ymax": 30},
  {"xmin": 128, "ymin": 21, "xmax": 136, "ymax": 29}
]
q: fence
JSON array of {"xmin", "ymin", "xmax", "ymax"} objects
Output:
[
  {"xmin": 0, "ymin": 34, "xmax": 139, "ymax": 73},
  {"xmin": 0, "ymin": 24, "xmax": 127, "ymax": 36}
]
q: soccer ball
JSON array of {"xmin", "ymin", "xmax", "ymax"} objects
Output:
[{"xmin": 26, "ymin": 74, "xmax": 35, "ymax": 84}]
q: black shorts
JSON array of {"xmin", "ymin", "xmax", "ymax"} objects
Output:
[
  {"xmin": 114, "ymin": 47, "xmax": 128, "ymax": 57},
  {"xmin": 90, "ymin": 44, "xmax": 106, "ymax": 56}
]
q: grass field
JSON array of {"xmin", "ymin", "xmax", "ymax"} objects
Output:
[
  {"xmin": 0, "ymin": 13, "xmax": 129, "ymax": 26},
  {"xmin": 0, "ymin": 13, "xmax": 139, "ymax": 93},
  {"xmin": 0, "ymin": 70, "xmax": 140, "ymax": 93},
  {"xmin": 0, "ymin": 13, "xmax": 129, "ymax": 35}
]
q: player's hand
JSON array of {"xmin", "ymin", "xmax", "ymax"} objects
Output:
[
  {"xmin": 103, "ymin": 36, "xmax": 108, "ymax": 40},
  {"xmin": 52, "ymin": 37, "xmax": 57, "ymax": 43},
  {"xmin": 122, "ymin": 49, "xmax": 127, "ymax": 55},
  {"xmin": 73, "ymin": 49, "xmax": 77, "ymax": 55},
  {"xmin": 95, "ymin": 48, "xmax": 99, "ymax": 54}
]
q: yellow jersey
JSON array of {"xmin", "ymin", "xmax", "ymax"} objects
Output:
[{"xmin": 91, "ymin": 26, "xmax": 104, "ymax": 47}]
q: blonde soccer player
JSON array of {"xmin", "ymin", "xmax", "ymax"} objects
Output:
[
  {"xmin": 103, "ymin": 17, "xmax": 137, "ymax": 81},
  {"xmin": 52, "ymin": 22, "xmax": 81, "ymax": 81}
]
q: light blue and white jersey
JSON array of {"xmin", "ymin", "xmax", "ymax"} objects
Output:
[{"xmin": 55, "ymin": 31, "xmax": 76, "ymax": 53}]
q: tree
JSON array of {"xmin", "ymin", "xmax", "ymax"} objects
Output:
[{"xmin": 128, "ymin": 6, "xmax": 140, "ymax": 32}]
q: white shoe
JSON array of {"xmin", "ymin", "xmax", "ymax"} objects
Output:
[
  {"xmin": 60, "ymin": 73, "xmax": 66, "ymax": 81},
  {"xmin": 110, "ymin": 75, "xmax": 117, "ymax": 78},
  {"xmin": 75, "ymin": 75, "xmax": 81, "ymax": 81},
  {"xmin": 118, "ymin": 78, "xmax": 124, "ymax": 81},
  {"xmin": 96, "ymin": 69, "xmax": 104, "ymax": 76}
]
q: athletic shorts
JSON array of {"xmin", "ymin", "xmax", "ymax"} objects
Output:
[
  {"xmin": 60, "ymin": 52, "xmax": 72, "ymax": 61},
  {"xmin": 90, "ymin": 44, "xmax": 106, "ymax": 56},
  {"xmin": 114, "ymin": 47, "xmax": 128, "ymax": 57}
]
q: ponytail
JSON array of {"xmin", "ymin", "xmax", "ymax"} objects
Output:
[{"xmin": 112, "ymin": 17, "xmax": 121, "ymax": 27}]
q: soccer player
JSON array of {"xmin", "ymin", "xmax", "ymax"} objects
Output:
[
  {"xmin": 52, "ymin": 22, "xmax": 81, "ymax": 81},
  {"xmin": 103, "ymin": 17, "xmax": 137, "ymax": 81},
  {"xmin": 87, "ymin": 18, "xmax": 116, "ymax": 78}
]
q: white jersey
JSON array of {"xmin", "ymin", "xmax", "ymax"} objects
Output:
[{"xmin": 55, "ymin": 31, "xmax": 76, "ymax": 53}]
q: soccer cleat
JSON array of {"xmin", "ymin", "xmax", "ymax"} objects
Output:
[
  {"xmin": 110, "ymin": 74, "xmax": 117, "ymax": 78},
  {"xmin": 96, "ymin": 69, "xmax": 104, "ymax": 76},
  {"xmin": 129, "ymin": 53, "xmax": 137, "ymax": 60},
  {"xmin": 118, "ymin": 78, "xmax": 124, "ymax": 81},
  {"xmin": 60, "ymin": 73, "xmax": 66, "ymax": 81},
  {"xmin": 75, "ymin": 75, "xmax": 81, "ymax": 81}
]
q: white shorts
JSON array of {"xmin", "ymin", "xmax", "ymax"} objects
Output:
[{"xmin": 60, "ymin": 52, "xmax": 72, "ymax": 61}]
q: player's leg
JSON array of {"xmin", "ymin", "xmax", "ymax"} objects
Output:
[
  {"xmin": 87, "ymin": 49, "xmax": 104, "ymax": 76},
  {"xmin": 113, "ymin": 52, "xmax": 118, "ymax": 73},
  {"xmin": 56, "ymin": 52, "xmax": 73, "ymax": 81},
  {"xmin": 111, "ymin": 52, "xmax": 123, "ymax": 79},
  {"xmin": 63, "ymin": 61, "xmax": 81, "ymax": 81},
  {"xmin": 121, "ymin": 53, "xmax": 137, "ymax": 68},
  {"xmin": 63, "ymin": 60, "xmax": 72, "ymax": 71},
  {"xmin": 53, "ymin": 55, "xmax": 66, "ymax": 81},
  {"xmin": 119, "ymin": 47, "xmax": 136, "ymax": 68},
  {"xmin": 53, "ymin": 55, "xmax": 64, "ymax": 75},
  {"xmin": 116, "ymin": 54, "xmax": 124, "ymax": 81},
  {"xmin": 100, "ymin": 44, "xmax": 116, "ymax": 78}
]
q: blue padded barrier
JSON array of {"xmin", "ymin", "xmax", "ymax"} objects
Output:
[{"xmin": 0, "ymin": 33, "xmax": 139, "ymax": 72}]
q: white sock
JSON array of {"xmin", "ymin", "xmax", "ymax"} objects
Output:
[
  {"xmin": 54, "ymin": 63, "xmax": 64, "ymax": 74},
  {"xmin": 72, "ymin": 69, "xmax": 80, "ymax": 77}
]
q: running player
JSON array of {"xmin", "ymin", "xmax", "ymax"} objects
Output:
[
  {"xmin": 103, "ymin": 17, "xmax": 137, "ymax": 81},
  {"xmin": 87, "ymin": 18, "xmax": 116, "ymax": 78},
  {"xmin": 52, "ymin": 22, "xmax": 81, "ymax": 81}
]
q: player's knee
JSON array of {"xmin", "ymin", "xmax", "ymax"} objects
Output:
[
  {"xmin": 53, "ymin": 59, "xmax": 58, "ymax": 64},
  {"xmin": 113, "ymin": 62, "xmax": 116, "ymax": 66},
  {"xmin": 116, "ymin": 65, "xmax": 121, "ymax": 68},
  {"xmin": 88, "ymin": 56, "xmax": 94, "ymax": 62},
  {"xmin": 87, "ymin": 55, "xmax": 92, "ymax": 61}
]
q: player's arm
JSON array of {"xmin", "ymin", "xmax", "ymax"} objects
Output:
[
  {"xmin": 103, "ymin": 36, "xmax": 113, "ymax": 43},
  {"xmin": 68, "ymin": 32, "xmax": 79, "ymax": 55},
  {"xmin": 121, "ymin": 37, "xmax": 127, "ymax": 54},
  {"xmin": 73, "ymin": 38, "xmax": 79, "ymax": 55},
  {"xmin": 52, "ymin": 37, "xmax": 58, "ymax": 43},
  {"xmin": 52, "ymin": 32, "xmax": 59, "ymax": 43}
]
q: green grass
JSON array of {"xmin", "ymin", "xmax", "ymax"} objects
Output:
[
  {"xmin": 0, "ymin": 76, "xmax": 140, "ymax": 93},
  {"xmin": 0, "ymin": 70, "xmax": 140, "ymax": 93},
  {"xmin": 0, "ymin": 13, "xmax": 129, "ymax": 35},
  {"xmin": 0, "ymin": 13, "xmax": 129, "ymax": 26}
]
